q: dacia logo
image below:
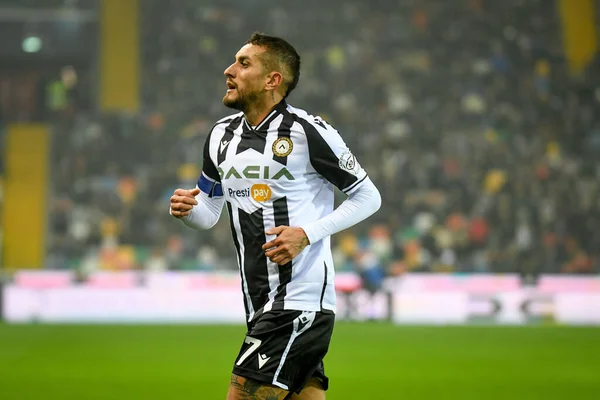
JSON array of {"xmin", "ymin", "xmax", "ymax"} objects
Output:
[{"xmin": 217, "ymin": 165, "xmax": 295, "ymax": 181}]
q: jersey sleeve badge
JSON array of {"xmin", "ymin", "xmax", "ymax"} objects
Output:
[{"xmin": 338, "ymin": 150, "xmax": 361, "ymax": 175}]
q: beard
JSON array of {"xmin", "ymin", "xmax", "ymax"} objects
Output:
[{"xmin": 222, "ymin": 87, "xmax": 261, "ymax": 113}]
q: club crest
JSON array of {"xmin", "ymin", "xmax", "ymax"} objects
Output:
[{"xmin": 272, "ymin": 137, "xmax": 293, "ymax": 157}]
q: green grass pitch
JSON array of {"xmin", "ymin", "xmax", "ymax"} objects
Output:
[{"xmin": 0, "ymin": 323, "xmax": 598, "ymax": 399}]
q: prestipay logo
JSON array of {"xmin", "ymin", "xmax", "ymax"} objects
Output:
[
  {"xmin": 251, "ymin": 184, "xmax": 272, "ymax": 202},
  {"xmin": 227, "ymin": 184, "xmax": 272, "ymax": 202}
]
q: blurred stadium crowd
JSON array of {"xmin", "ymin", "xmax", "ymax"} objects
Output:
[{"xmin": 41, "ymin": 0, "xmax": 599, "ymax": 276}]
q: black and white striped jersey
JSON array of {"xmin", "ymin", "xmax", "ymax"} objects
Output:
[{"xmin": 196, "ymin": 100, "xmax": 371, "ymax": 322}]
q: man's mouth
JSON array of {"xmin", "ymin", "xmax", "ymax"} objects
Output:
[{"xmin": 226, "ymin": 81, "xmax": 236, "ymax": 92}]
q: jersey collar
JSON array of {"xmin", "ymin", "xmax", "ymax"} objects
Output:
[{"xmin": 243, "ymin": 99, "xmax": 288, "ymax": 131}]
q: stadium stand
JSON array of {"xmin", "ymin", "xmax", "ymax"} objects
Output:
[{"xmin": 42, "ymin": 0, "xmax": 599, "ymax": 275}]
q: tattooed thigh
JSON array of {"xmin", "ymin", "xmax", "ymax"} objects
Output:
[
  {"xmin": 289, "ymin": 378, "xmax": 326, "ymax": 400},
  {"xmin": 227, "ymin": 374, "xmax": 289, "ymax": 400}
]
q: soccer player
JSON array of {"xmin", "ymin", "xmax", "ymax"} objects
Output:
[{"xmin": 170, "ymin": 33, "xmax": 381, "ymax": 400}]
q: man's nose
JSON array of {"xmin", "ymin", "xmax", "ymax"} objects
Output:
[{"xmin": 224, "ymin": 63, "xmax": 235, "ymax": 77}]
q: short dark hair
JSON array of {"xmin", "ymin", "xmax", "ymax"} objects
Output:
[{"xmin": 247, "ymin": 32, "xmax": 301, "ymax": 98}]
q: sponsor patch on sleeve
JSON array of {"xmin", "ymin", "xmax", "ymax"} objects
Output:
[{"xmin": 338, "ymin": 151, "xmax": 361, "ymax": 175}]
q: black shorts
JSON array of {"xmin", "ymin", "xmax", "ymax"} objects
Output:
[{"xmin": 232, "ymin": 309, "xmax": 335, "ymax": 395}]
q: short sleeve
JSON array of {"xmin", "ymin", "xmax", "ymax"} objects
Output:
[{"xmin": 299, "ymin": 116, "xmax": 367, "ymax": 193}]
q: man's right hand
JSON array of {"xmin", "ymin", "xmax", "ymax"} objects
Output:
[{"xmin": 170, "ymin": 188, "xmax": 201, "ymax": 218}]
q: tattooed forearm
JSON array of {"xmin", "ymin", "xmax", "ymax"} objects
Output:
[
  {"xmin": 229, "ymin": 374, "xmax": 287, "ymax": 400},
  {"xmin": 297, "ymin": 235, "xmax": 309, "ymax": 253}
]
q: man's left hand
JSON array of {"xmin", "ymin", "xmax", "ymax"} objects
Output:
[{"xmin": 263, "ymin": 226, "xmax": 310, "ymax": 266}]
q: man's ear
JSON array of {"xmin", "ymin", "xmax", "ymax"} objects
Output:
[{"xmin": 266, "ymin": 72, "xmax": 284, "ymax": 91}]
